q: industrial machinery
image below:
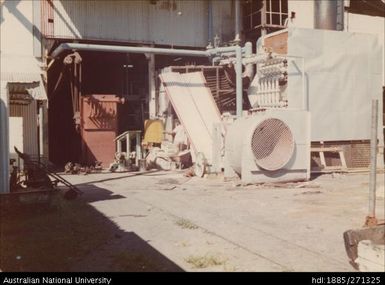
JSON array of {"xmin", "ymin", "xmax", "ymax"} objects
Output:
[
  {"xmin": 214, "ymin": 41, "xmax": 310, "ymax": 184},
  {"xmin": 80, "ymin": 94, "xmax": 124, "ymax": 167},
  {"xmin": 248, "ymin": 54, "xmax": 288, "ymax": 109},
  {"xmin": 224, "ymin": 109, "xmax": 310, "ymax": 184}
]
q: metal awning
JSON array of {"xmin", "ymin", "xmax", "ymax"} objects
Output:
[
  {"xmin": 0, "ymin": 55, "xmax": 47, "ymax": 101},
  {"xmin": 7, "ymin": 81, "xmax": 46, "ymax": 101}
]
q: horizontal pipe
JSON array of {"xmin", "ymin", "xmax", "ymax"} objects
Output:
[
  {"xmin": 51, "ymin": 43, "xmax": 210, "ymax": 58},
  {"xmin": 207, "ymin": 45, "xmax": 242, "ymax": 55},
  {"xmin": 51, "ymin": 42, "xmax": 250, "ymax": 118}
]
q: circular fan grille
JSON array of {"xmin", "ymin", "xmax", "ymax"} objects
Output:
[{"xmin": 251, "ymin": 118, "xmax": 294, "ymax": 171}]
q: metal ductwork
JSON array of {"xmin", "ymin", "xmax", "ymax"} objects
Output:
[
  {"xmin": 314, "ymin": 0, "xmax": 340, "ymax": 30},
  {"xmin": 224, "ymin": 109, "xmax": 311, "ymax": 184}
]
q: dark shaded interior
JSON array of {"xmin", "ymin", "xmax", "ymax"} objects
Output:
[{"xmin": 48, "ymin": 49, "xmax": 208, "ymax": 167}]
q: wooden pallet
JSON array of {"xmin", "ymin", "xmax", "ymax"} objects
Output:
[{"xmin": 311, "ymin": 147, "xmax": 347, "ymax": 171}]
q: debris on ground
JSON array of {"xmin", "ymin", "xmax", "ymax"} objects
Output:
[
  {"xmin": 261, "ymin": 182, "xmax": 321, "ymax": 189},
  {"xmin": 185, "ymin": 253, "xmax": 227, "ymax": 269},
  {"xmin": 157, "ymin": 178, "xmax": 180, "ymax": 185},
  {"xmin": 184, "ymin": 167, "xmax": 195, "ymax": 177},
  {"xmin": 175, "ymin": 218, "xmax": 198, "ymax": 230},
  {"xmin": 297, "ymin": 190, "xmax": 323, "ymax": 195},
  {"xmin": 65, "ymin": 161, "xmax": 102, "ymax": 175},
  {"xmin": 159, "ymin": 185, "xmax": 177, "ymax": 191}
]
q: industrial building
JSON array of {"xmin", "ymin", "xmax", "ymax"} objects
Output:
[{"xmin": 1, "ymin": 0, "xmax": 384, "ymax": 192}]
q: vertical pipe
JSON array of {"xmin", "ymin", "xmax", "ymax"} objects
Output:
[
  {"xmin": 43, "ymin": 101, "xmax": 49, "ymax": 160},
  {"xmin": 0, "ymin": 82, "xmax": 10, "ymax": 193},
  {"xmin": 261, "ymin": 0, "xmax": 267, "ymax": 36},
  {"xmin": 126, "ymin": 133, "xmax": 130, "ymax": 154},
  {"xmin": 117, "ymin": 140, "xmax": 122, "ymax": 153},
  {"xmin": 368, "ymin": 99, "xmax": 378, "ymax": 219},
  {"xmin": 216, "ymin": 67, "xmax": 219, "ymax": 102},
  {"xmin": 208, "ymin": 0, "xmax": 213, "ymax": 45},
  {"xmin": 244, "ymin": 41, "xmax": 254, "ymax": 80},
  {"xmin": 234, "ymin": 0, "xmax": 241, "ymax": 44},
  {"xmin": 39, "ymin": 103, "xmax": 44, "ymax": 163},
  {"xmin": 136, "ymin": 132, "xmax": 142, "ymax": 163},
  {"xmin": 314, "ymin": 0, "xmax": 338, "ymax": 30},
  {"xmin": 148, "ymin": 54, "xmax": 156, "ymax": 119},
  {"xmin": 336, "ymin": 0, "xmax": 344, "ymax": 31},
  {"xmin": 235, "ymin": 46, "xmax": 243, "ymax": 117}
]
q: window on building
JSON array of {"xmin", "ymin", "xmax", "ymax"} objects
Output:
[{"xmin": 242, "ymin": 0, "xmax": 288, "ymax": 42}]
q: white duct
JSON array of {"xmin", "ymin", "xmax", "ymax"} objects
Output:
[{"xmin": 224, "ymin": 109, "xmax": 311, "ymax": 184}]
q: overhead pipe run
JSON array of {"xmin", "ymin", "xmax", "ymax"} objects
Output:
[
  {"xmin": 50, "ymin": 43, "xmax": 210, "ymax": 58},
  {"xmin": 50, "ymin": 42, "xmax": 250, "ymax": 117}
]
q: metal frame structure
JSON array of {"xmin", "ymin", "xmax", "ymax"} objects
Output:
[{"xmin": 242, "ymin": 0, "xmax": 288, "ymax": 39}]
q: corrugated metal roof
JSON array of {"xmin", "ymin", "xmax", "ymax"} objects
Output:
[
  {"xmin": 7, "ymin": 81, "xmax": 47, "ymax": 101},
  {"xmin": 1, "ymin": 55, "xmax": 47, "ymax": 100}
]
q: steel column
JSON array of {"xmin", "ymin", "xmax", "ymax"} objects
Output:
[
  {"xmin": 0, "ymin": 82, "xmax": 10, "ymax": 193},
  {"xmin": 148, "ymin": 54, "xmax": 156, "ymax": 119},
  {"xmin": 368, "ymin": 99, "xmax": 378, "ymax": 220}
]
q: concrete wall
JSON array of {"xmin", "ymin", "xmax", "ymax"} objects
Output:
[
  {"xmin": 0, "ymin": 0, "xmax": 34, "ymax": 56},
  {"xmin": 287, "ymin": 0, "xmax": 314, "ymax": 29},
  {"xmin": 1, "ymin": 0, "xmax": 44, "ymax": 192}
]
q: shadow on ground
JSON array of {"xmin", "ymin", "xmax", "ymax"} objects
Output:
[{"xmin": 0, "ymin": 184, "xmax": 183, "ymax": 272}]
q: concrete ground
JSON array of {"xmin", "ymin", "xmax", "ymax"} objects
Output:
[{"xmin": 63, "ymin": 170, "xmax": 385, "ymax": 272}]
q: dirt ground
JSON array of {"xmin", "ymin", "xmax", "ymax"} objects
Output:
[{"xmin": 1, "ymin": 170, "xmax": 384, "ymax": 272}]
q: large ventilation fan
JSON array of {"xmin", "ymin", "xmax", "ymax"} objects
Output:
[{"xmin": 224, "ymin": 110, "xmax": 310, "ymax": 184}]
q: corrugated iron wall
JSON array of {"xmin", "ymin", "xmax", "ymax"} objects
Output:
[
  {"xmin": 41, "ymin": 0, "xmax": 54, "ymax": 37},
  {"xmin": 42, "ymin": 0, "xmax": 215, "ymax": 47},
  {"xmin": 9, "ymin": 101, "xmax": 39, "ymax": 158}
]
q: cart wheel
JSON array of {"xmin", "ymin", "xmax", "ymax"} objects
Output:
[{"xmin": 194, "ymin": 152, "xmax": 207, "ymax": 178}]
